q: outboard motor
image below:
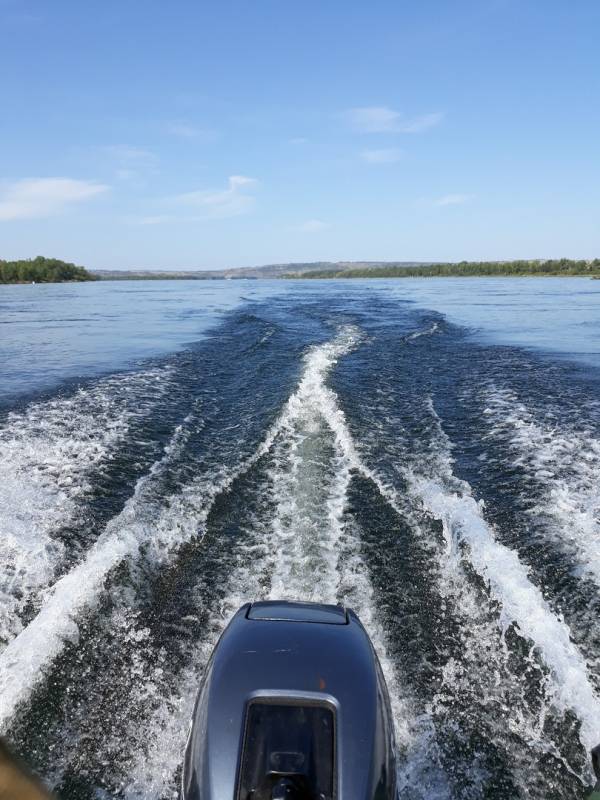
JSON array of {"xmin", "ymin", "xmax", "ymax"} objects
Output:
[{"xmin": 182, "ymin": 601, "xmax": 397, "ymax": 800}]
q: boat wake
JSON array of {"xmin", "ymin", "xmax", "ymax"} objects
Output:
[
  {"xmin": 481, "ymin": 386, "xmax": 600, "ymax": 589},
  {"xmin": 1, "ymin": 304, "xmax": 599, "ymax": 800}
]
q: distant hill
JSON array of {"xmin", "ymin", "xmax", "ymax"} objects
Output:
[{"xmin": 92, "ymin": 262, "xmax": 430, "ymax": 280}]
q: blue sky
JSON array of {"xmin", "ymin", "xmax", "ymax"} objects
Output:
[{"xmin": 1, "ymin": 0, "xmax": 599, "ymax": 270}]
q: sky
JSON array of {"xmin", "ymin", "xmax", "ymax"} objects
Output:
[{"xmin": 1, "ymin": 0, "xmax": 599, "ymax": 270}]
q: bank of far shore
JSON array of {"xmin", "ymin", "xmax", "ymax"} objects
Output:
[
  {"xmin": 284, "ymin": 258, "xmax": 600, "ymax": 280},
  {"xmin": 2, "ymin": 257, "xmax": 600, "ymax": 284}
]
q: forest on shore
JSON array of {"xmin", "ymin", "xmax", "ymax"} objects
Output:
[
  {"xmin": 289, "ymin": 259, "xmax": 600, "ymax": 279},
  {"xmin": 0, "ymin": 257, "xmax": 96, "ymax": 284}
]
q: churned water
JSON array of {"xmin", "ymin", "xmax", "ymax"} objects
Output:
[{"xmin": 1, "ymin": 277, "xmax": 600, "ymax": 799}]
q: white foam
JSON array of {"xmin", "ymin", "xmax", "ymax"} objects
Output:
[
  {"xmin": 266, "ymin": 326, "xmax": 361, "ymax": 604},
  {"xmin": 0, "ymin": 410, "xmax": 189, "ymax": 728},
  {"xmin": 349, "ymin": 388, "xmax": 600, "ymax": 785},
  {"xmin": 481, "ymin": 386, "xmax": 600, "ymax": 588},
  {"xmin": 0, "ymin": 367, "xmax": 172, "ymax": 649},
  {"xmin": 406, "ymin": 401, "xmax": 600, "ymax": 756},
  {"xmin": 405, "ymin": 321, "xmax": 440, "ymax": 341}
]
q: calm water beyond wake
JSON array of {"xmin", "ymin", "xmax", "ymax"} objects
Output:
[{"xmin": 1, "ymin": 277, "xmax": 600, "ymax": 799}]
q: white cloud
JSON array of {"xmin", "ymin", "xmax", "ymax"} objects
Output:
[
  {"xmin": 346, "ymin": 106, "xmax": 443, "ymax": 134},
  {"xmin": 172, "ymin": 175, "xmax": 258, "ymax": 219},
  {"xmin": 0, "ymin": 178, "xmax": 108, "ymax": 221},
  {"xmin": 435, "ymin": 193, "xmax": 472, "ymax": 206},
  {"xmin": 347, "ymin": 106, "xmax": 400, "ymax": 133},
  {"xmin": 168, "ymin": 122, "xmax": 200, "ymax": 138},
  {"xmin": 289, "ymin": 137, "xmax": 308, "ymax": 145},
  {"xmin": 103, "ymin": 145, "xmax": 157, "ymax": 164},
  {"xmin": 167, "ymin": 122, "xmax": 215, "ymax": 139},
  {"xmin": 397, "ymin": 112, "xmax": 444, "ymax": 133},
  {"xmin": 361, "ymin": 147, "xmax": 403, "ymax": 164},
  {"xmin": 134, "ymin": 215, "xmax": 173, "ymax": 225},
  {"xmin": 101, "ymin": 145, "xmax": 158, "ymax": 180},
  {"xmin": 295, "ymin": 219, "xmax": 330, "ymax": 233}
]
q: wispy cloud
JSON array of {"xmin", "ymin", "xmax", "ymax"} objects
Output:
[
  {"xmin": 289, "ymin": 137, "xmax": 308, "ymax": 145},
  {"xmin": 0, "ymin": 178, "xmax": 108, "ymax": 221},
  {"xmin": 396, "ymin": 112, "xmax": 444, "ymax": 133},
  {"xmin": 171, "ymin": 175, "xmax": 258, "ymax": 219},
  {"xmin": 346, "ymin": 106, "xmax": 443, "ymax": 134},
  {"xmin": 294, "ymin": 219, "xmax": 330, "ymax": 233},
  {"xmin": 166, "ymin": 122, "xmax": 215, "ymax": 140},
  {"xmin": 133, "ymin": 215, "xmax": 174, "ymax": 226},
  {"xmin": 100, "ymin": 145, "xmax": 158, "ymax": 180},
  {"xmin": 103, "ymin": 145, "xmax": 157, "ymax": 164},
  {"xmin": 361, "ymin": 147, "xmax": 403, "ymax": 164},
  {"xmin": 435, "ymin": 193, "xmax": 472, "ymax": 206}
]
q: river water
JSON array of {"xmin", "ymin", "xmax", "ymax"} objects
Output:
[{"xmin": 1, "ymin": 277, "xmax": 599, "ymax": 799}]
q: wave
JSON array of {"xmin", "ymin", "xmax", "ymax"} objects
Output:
[
  {"xmin": 0, "ymin": 366, "xmax": 173, "ymax": 649},
  {"xmin": 480, "ymin": 386, "xmax": 600, "ymax": 588},
  {"xmin": 406, "ymin": 400, "xmax": 600, "ymax": 766},
  {"xmin": 333, "ymin": 351, "xmax": 599, "ymax": 792},
  {"xmin": 404, "ymin": 321, "xmax": 441, "ymax": 341},
  {"xmin": 0, "ymin": 409, "xmax": 193, "ymax": 728}
]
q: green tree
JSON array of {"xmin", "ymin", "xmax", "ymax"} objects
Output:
[{"xmin": 0, "ymin": 257, "xmax": 96, "ymax": 284}]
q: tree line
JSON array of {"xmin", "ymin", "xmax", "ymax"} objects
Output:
[
  {"xmin": 291, "ymin": 259, "xmax": 600, "ymax": 279},
  {"xmin": 0, "ymin": 256, "xmax": 96, "ymax": 284}
]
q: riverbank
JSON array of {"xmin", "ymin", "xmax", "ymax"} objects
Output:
[{"xmin": 286, "ymin": 259, "xmax": 600, "ymax": 279}]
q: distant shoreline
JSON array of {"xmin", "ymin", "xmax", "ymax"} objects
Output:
[
  {"xmin": 289, "ymin": 273, "xmax": 600, "ymax": 280},
  {"xmin": 2, "ymin": 257, "xmax": 600, "ymax": 284},
  {"xmin": 3, "ymin": 274, "xmax": 599, "ymax": 285},
  {"xmin": 284, "ymin": 258, "xmax": 600, "ymax": 280},
  {"xmin": 95, "ymin": 258, "xmax": 600, "ymax": 281}
]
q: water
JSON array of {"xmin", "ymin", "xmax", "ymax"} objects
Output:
[
  {"xmin": 1, "ymin": 277, "xmax": 599, "ymax": 799},
  {"xmin": 0, "ymin": 280, "xmax": 285, "ymax": 404},
  {"xmin": 381, "ymin": 276, "xmax": 600, "ymax": 367}
]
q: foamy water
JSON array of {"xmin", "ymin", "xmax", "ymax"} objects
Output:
[
  {"xmin": 0, "ymin": 367, "xmax": 173, "ymax": 648},
  {"xmin": 481, "ymin": 387, "xmax": 600, "ymax": 588}
]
